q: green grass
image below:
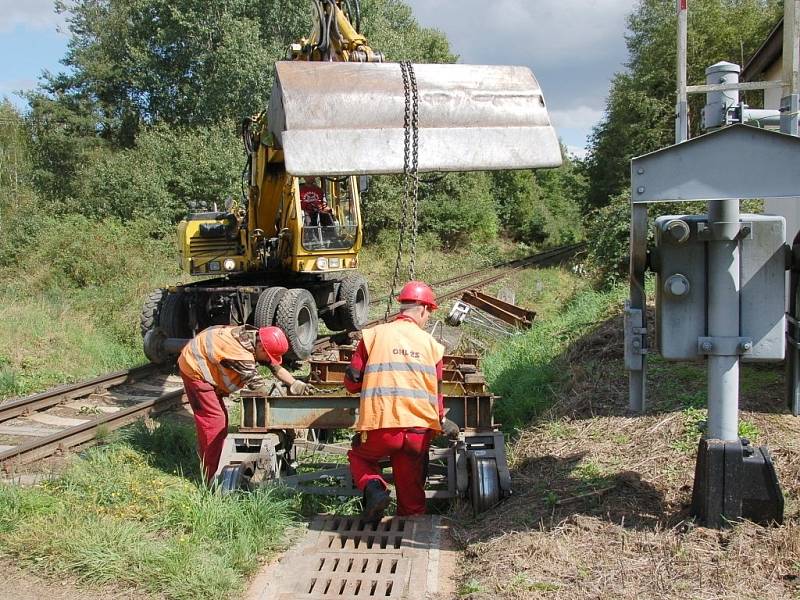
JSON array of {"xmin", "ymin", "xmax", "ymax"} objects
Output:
[
  {"xmin": 484, "ymin": 284, "xmax": 628, "ymax": 431},
  {"xmin": 0, "ymin": 421, "xmax": 300, "ymax": 599},
  {"xmin": 506, "ymin": 574, "xmax": 560, "ymax": 593},
  {"xmin": 457, "ymin": 579, "xmax": 484, "ymax": 596},
  {"xmin": 0, "ymin": 213, "xmax": 180, "ymax": 400},
  {"xmin": 0, "ymin": 293, "xmax": 144, "ymax": 400},
  {"xmin": 672, "ymin": 406, "xmax": 761, "ymax": 453}
]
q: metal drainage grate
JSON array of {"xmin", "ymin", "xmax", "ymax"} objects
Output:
[
  {"xmin": 317, "ymin": 517, "xmax": 407, "ymax": 552},
  {"xmin": 305, "ymin": 555, "xmax": 404, "ymax": 597},
  {"xmin": 259, "ymin": 516, "xmax": 434, "ymax": 600}
]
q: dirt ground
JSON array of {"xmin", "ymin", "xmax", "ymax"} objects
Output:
[
  {"xmin": 6, "ymin": 309, "xmax": 800, "ymax": 599},
  {"xmin": 450, "ymin": 311, "xmax": 800, "ymax": 599},
  {"xmin": 0, "ymin": 559, "xmax": 146, "ymax": 600}
]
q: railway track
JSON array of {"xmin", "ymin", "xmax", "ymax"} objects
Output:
[
  {"xmin": 316, "ymin": 242, "xmax": 585, "ymax": 349},
  {"xmin": 0, "ymin": 364, "xmax": 186, "ymax": 472},
  {"xmin": 0, "ymin": 242, "xmax": 583, "ymax": 471},
  {"xmin": 367, "ymin": 242, "xmax": 585, "ymax": 308}
]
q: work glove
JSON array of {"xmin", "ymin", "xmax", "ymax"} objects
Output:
[
  {"xmin": 440, "ymin": 418, "xmax": 460, "ymax": 440},
  {"xmin": 289, "ymin": 380, "xmax": 307, "ymax": 395},
  {"xmin": 289, "ymin": 380, "xmax": 319, "ymax": 396}
]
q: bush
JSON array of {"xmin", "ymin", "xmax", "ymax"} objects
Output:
[
  {"xmin": 419, "ymin": 172, "xmax": 498, "ymax": 246},
  {"xmin": 0, "ymin": 196, "xmax": 179, "ymax": 355},
  {"xmin": 584, "ymin": 193, "xmax": 632, "ymax": 288},
  {"xmin": 491, "ymin": 158, "xmax": 585, "ymax": 248},
  {"xmin": 72, "ymin": 123, "xmax": 243, "ymax": 230},
  {"xmin": 362, "ymin": 172, "xmax": 499, "ymax": 247}
]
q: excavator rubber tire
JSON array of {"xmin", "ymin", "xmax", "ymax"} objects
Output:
[
  {"xmin": 275, "ymin": 288, "xmax": 319, "ymax": 361},
  {"xmin": 338, "ymin": 272, "xmax": 370, "ymax": 331},
  {"xmin": 159, "ymin": 292, "xmax": 191, "ymax": 339},
  {"xmin": 321, "ymin": 309, "xmax": 346, "ymax": 332},
  {"xmin": 140, "ymin": 288, "xmax": 166, "ymax": 337},
  {"xmin": 324, "ymin": 273, "xmax": 370, "ymax": 332},
  {"xmin": 253, "ymin": 286, "xmax": 287, "ymax": 328}
]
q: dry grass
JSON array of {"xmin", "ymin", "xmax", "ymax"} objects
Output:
[{"xmin": 452, "ymin": 307, "xmax": 800, "ymax": 599}]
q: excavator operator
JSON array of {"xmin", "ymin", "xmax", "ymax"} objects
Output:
[
  {"xmin": 178, "ymin": 325, "xmax": 311, "ymax": 482},
  {"xmin": 343, "ymin": 281, "xmax": 460, "ymax": 523},
  {"xmin": 300, "ymin": 177, "xmax": 334, "ymax": 227}
]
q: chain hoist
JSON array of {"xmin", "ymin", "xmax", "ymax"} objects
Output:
[{"xmin": 385, "ymin": 61, "xmax": 420, "ymax": 320}]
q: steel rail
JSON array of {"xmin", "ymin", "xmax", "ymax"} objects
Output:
[
  {"xmin": 315, "ymin": 241, "xmax": 584, "ymax": 349},
  {"xmin": 0, "ymin": 389, "xmax": 185, "ymax": 470},
  {"xmin": 0, "ymin": 363, "xmax": 160, "ymax": 424},
  {"xmin": 435, "ymin": 244, "xmax": 581, "ymax": 303},
  {"xmin": 367, "ymin": 242, "xmax": 585, "ymax": 307}
]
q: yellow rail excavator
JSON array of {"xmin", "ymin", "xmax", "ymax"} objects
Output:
[{"xmin": 141, "ymin": 0, "xmax": 562, "ymax": 362}]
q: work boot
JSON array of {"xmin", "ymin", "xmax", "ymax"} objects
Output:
[{"xmin": 361, "ymin": 480, "xmax": 390, "ymax": 525}]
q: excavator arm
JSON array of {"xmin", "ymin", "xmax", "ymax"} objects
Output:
[{"xmin": 291, "ymin": 0, "xmax": 383, "ymax": 63}]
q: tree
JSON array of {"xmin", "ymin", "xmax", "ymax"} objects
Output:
[
  {"xmin": 27, "ymin": 0, "xmax": 458, "ymax": 225},
  {"xmin": 35, "ymin": 0, "xmax": 454, "ymax": 142},
  {"xmin": 490, "ymin": 146, "xmax": 586, "ymax": 247},
  {"xmin": 583, "ymin": 0, "xmax": 781, "ymax": 211},
  {"xmin": 582, "ymin": 0, "xmax": 782, "ymax": 287}
]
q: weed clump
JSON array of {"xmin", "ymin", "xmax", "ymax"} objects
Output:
[{"xmin": 0, "ymin": 420, "xmax": 300, "ymax": 599}]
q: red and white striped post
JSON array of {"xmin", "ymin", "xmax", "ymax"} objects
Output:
[{"xmin": 676, "ymin": 0, "xmax": 689, "ymax": 143}]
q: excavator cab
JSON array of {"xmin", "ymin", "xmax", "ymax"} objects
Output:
[{"xmin": 299, "ymin": 177, "xmax": 357, "ymax": 252}]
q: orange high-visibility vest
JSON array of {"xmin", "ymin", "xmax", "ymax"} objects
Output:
[
  {"xmin": 355, "ymin": 319, "xmax": 445, "ymax": 431},
  {"xmin": 178, "ymin": 326, "xmax": 253, "ymax": 394}
]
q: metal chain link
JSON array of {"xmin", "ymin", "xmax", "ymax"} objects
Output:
[
  {"xmin": 407, "ymin": 62, "xmax": 420, "ymax": 281},
  {"xmin": 385, "ymin": 61, "xmax": 419, "ymax": 320}
]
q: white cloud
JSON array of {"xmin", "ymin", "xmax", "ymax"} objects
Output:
[
  {"xmin": 405, "ymin": 0, "xmax": 634, "ymax": 156},
  {"xmin": 0, "ymin": 78, "xmax": 37, "ymax": 91},
  {"xmin": 407, "ymin": 0, "xmax": 633, "ymax": 67},
  {"xmin": 549, "ymin": 106, "xmax": 605, "ymax": 130},
  {"xmin": 566, "ymin": 145, "xmax": 588, "ymax": 160},
  {"xmin": 0, "ymin": 0, "xmax": 66, "ymax": 33}
]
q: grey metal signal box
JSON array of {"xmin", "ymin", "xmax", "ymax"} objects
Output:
[{"xmin": 655, "ymin": 213, "xmax": 786, "ymax": 362}]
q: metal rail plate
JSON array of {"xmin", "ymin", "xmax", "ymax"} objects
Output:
[
  {"xmin": 239, "ymin": 394, "xmax": 495, "ymax": 431},
  {"xmin": 252, "ymin": 516, "xmax": 437, "ymax": 600}
]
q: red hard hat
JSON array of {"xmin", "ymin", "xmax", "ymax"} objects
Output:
[
  {"xmin": 258, "ymin": 326, "xmax": 289, "ymax": 366},
  {"xmin": 397, "ymin": 280, "xmax": 438, "ymax": 310}
]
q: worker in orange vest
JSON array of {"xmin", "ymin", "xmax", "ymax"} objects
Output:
[
  {"xmin": 178, "ymin": 325, "xmax": 310, "ymax": 482},
  {"xmin": 344, "ymin": 281, "xmax": 460, "ymax": 523}
]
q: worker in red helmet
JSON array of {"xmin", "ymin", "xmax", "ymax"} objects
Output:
[
  {"xmin": 178, "ymin": 324, "xmax": 310, "ymax": 482},
  {"xmin": 344, "ymin": 281, "xmax": 460, "ymax": 523}
]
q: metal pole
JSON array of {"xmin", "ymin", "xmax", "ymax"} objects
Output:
[
  {"xmin": 781, "ymin": 0, "xmax": 800, "ymax": 136},
  {"xmin": 784, "ymin": 0, "xmax": 800, "ymax": 414},
  {"xmin": 706, "ymin": 199, "xmax": 740, "ymax": 441},
  {"xmin": 676, "ymin": 0, "xmax": 689, "ymax": 143},
  {"xmin": 628, "ymin": 203, "xmax": 649, "ymax": 411},
  {"xmin": 701, "ymin": 63, "xmax": 741, "ymax": 441}
]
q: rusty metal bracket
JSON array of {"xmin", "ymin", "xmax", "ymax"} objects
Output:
[{"xmin": 460, "ymin": 290, "xmax": 536, "ymax": 329}]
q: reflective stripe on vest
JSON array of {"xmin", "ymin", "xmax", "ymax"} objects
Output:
[
  {"xmin": 355, "ymin": 320, "xmax": 445, "ymax": 431},
  {"xmin": 360, "ymin": 386, "xmax": 438, "ymax": 408},
  {"xmin": 178, "ymin": 326, "xmax": 252, "ymax": 394},
  {"xmin": 201, "ymin": 327, "xmax": 238, "ymax": 392},
  {"xmin": 363, "ymin": 362, "xmax": 437, "ymax": 377}
]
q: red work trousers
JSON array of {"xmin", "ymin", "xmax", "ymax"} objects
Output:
[
  {"xmin": 181, "ymin": 373, "xmax": 228, "ymax": 483},
  {"xmin": 348, "ymin": 428, "xmax": 433, "ymax": 516}
]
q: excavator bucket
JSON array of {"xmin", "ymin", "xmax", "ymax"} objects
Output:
[{"xmin": 267, "ymin": 61, "xmax": 562, "ymax": 176}]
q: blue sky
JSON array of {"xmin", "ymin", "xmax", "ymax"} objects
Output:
[
  {"xmin": 0, "ymin": 0, "xmax": 636, "ymax": 157},
  {"xmin": 0, "ymin": 1, "xmax": 69, "ymax": 104}
]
